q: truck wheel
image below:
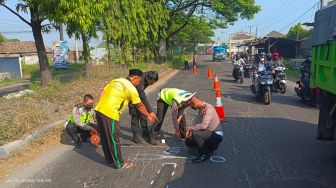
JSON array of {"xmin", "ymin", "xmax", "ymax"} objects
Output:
[{"xmin": 317, "ymin": 90, "xmax": 336, "ymax": 140}]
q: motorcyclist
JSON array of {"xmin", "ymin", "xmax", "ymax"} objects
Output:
[
  {"xmin": 252, "ymin": 52, "xmax": 272, "ymax": 93},
  {"xmin": 300, "ymin": 54, "xmax": 312, "ymax": 96},
  {"xmin": 232, "ymin": 54, "xmax": 246, "ymax": 77}
]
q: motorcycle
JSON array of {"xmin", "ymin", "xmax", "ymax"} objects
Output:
[
  {"xmin": 273, "ymin": 66, "xmax": 287, "ymax": 94},
  {"xmin": 294, "ymin": 77, "xmax": 320, "ymax": 106},
  {"xmin": 243, "ymin": 64, "xmax": 252, "ymax": 78},
  {"xmin": 233, "ymin": 64, "xmax": 244, "ymax": 83},
  {"xmin": 250, "ymin": 71, "xmax": 273, "ymax": 105}
]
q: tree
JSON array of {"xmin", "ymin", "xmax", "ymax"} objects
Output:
[
  {"xmin": 161, "ymin": 0, "xmax": 261, "ymax": 56},
  {"xmin": 170, "ymin": 16, "xmax": 214, "ymax": 53},
  {"xmin": 0, "ymin": 0, "xmax": 55, "ymax": 86},
  {"xmin": 287, "ymin": 23, "xmax": 313, "ymax": 40},
  {"xmin": 101, "ymin": 0, "xmax": 167, "ymax": 64}
]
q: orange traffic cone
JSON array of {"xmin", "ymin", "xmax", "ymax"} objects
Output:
[
  {"xmin": 207, "ymin": 66, "xmax": 212, "ymax": 78},
  {"xmin": 193, "ymin": 65, "xmax": 197, "ymax": 75},
  {"xmin": 215, "ymin": 88, "xmax": 225, "ymax": 121},
  {"xmin": 213, "ymin": 74, "xmax": 220, "ymax": 90}
]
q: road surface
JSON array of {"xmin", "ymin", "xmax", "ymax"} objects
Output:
[{"xmin": 2, "ymin": 55, "xmax": 336, "ymax": 188}]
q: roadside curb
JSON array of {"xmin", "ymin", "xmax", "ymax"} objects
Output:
[{"xmin": 0, "ymin": 68, "xmax": 180, "ymax": 159}]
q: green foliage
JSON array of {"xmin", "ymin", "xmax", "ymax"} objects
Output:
[
  {"xmin": 287, "ymin": 23, "xmax": 313, "ymax": 40},
  {"xmin": 170, "ymin": 16, "xmax": 214, "ymax": 53},
  {"xmin": 101, "ymin": 0, "xmax": 168, "ymax": 64}
]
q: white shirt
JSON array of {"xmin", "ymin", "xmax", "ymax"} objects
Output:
[{"xmin": 258, "ymin": 63, "xmax": 266, "ymax": 72}]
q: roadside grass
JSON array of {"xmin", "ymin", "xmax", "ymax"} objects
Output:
[{"xmin": 22, "ymin": 63, "xmax": 85, "ymax": 81}]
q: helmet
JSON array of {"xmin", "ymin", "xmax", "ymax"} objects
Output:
[
  {"xmin": 272, "ymin": 52, "xmax": 279, "ymax": 57},
  {"xmin": 266, "ymin": 53, "xmax": 272, "ymax": 59},
  {"xmin": 258, "ymin": 52, "xmax": 266, "ymax": 58}
]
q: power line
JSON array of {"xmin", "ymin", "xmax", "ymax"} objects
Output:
[
  {"xmin": 278, "ymin": 1, "xmax": 319, "ymax": 32},
  {"xmin": 258, "ymin": 0, "xmax": 317, "ymax": 32}
]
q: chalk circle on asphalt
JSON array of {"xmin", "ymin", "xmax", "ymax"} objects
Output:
[
  {"xmin": 164, "ymin": 148, "xmax": 180, "ymax": 155},
  {"xmin": 210, "ymin": 156, "xmax": 226, "ymax": 163}
]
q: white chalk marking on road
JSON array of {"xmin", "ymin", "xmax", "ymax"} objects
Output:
[
  {"xmin": 171, "ymin": 171, "xmax": 175, "ymax": 176},
  {"xmin": 210, "ymin": 156, "xmax": 226, "ymax": 163},
  {"xmin": 163, "ymin": 162, "xmax": 177, "ymax": 168},
  {"xmin": 164, "ymin": 148, "xmax": 180, "ymax": 155},
  {"xmin": 157, "ymin": 170, "xmax": 160, "ymax": 174},
  {"xmin": 150, "ymin": 180, "xmax": 154, "ymax": 185},
  {"xmin": 135, "ymin": 154, "xmax": 194, "ymax": 161}
]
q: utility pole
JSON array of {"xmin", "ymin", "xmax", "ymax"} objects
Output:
[
  {"xmin": 59, "ymin": 24, "xmax": 64, "ymax": 41},
  {"xmin": 320, "ymin": 0, "xmax": 324, "ymax": 9},
  {"xmin": 255, "ymin": 26, "xmax": 258, "ymax": 41},
  {"xmin": 248, "ymin": 26, "xmax": 253, "ymax": 37},
  {"xmin": 75, "ymin": 39, "xmax": 79, "ymax": 63}
]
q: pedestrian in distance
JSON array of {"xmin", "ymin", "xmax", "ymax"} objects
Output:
[
  {"xmin": 185, "ymin": 96, "xmax": 224, "ymax": 163},
  {"xmin": 184, "ymin": 60, "xmax": 190, "ymax": 70},
  {"xmin": 129, "ymin": 71, "xmax": 159, "ymax": 144},
  {"xmin": 66, "ymin": 94, "xmax": 98, "ymax": 149},
  {"xmin": 95, "ymin": 69, "xmax": 157, "ymax": 169}
]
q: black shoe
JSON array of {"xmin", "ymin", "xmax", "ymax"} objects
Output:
[
  {"xmin": 149, "ymin": 128, "xmax": 158, "ymax": 145},
  {"xmin": 132, "ymin": 133, "xmax": 142, "ymax": 144},
  {"xmin": 190, "ymin": 154, "xmax": 210, "ymax": 163},
  {"xmin": 75, "ymin": 139, "xmax": 83, "ymax": 149}
]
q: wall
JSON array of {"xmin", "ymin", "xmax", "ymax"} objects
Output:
[
  {"xmin": 21, "ymin": 55, "xmax": 39, "ymax": 65},
  {"xmin": 0, "ymin": 57, "xmax": 22, "ymax": 79}
]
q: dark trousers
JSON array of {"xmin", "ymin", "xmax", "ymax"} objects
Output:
[
  {"xmin": 66, "ymin": 122, "xmax": 96, "ymax": 142},
  {"xmin": 185, "ymin": 129, "xmax": 223, "ymax": 155},
  {"xmin": 184, "ymin": 61, "xmax": 190, "ymax": 70},
  {"xmin": 129, "ymin": 104, "xmax": 149, "ymax": 135},
  {"xmin": 95, "ymin": 111, "xmax": 123, "ymax": 169},
  {"xmin": 151, "ymin": 99, "xmax": 187, "ymax": 137}
]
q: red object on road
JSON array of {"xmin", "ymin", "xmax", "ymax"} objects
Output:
[
  {"xmin": 90, "ymin": 132, "xmax": 100, "ymax": 147},
  {"xmin": 215, "ymin": 88, "xmax": 225, "ymax": 121},
  {"xmin": 213, "ymin": 74, "xmax": 220, "ymax": 90},
  {"xmin": 193, "ymin": 65, "xmax": 197, "ymax": 75}
]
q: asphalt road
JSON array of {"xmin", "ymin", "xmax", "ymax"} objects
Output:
[{"xmin": 2, "ymin": 55, "xmax": 336, "ymax": 188}]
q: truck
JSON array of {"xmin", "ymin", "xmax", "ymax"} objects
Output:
[
  {"xmin": 310, "ymin": 3, "xmax": 336, "ymax": 141},
  {"xmin": 212, "ymin": 46, "xmax": 227, "ymax": 61}
]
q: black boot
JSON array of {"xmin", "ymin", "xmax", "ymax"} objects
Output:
[
  {"xmin": 75, "ymin": 136, "xmax": 83, "ymax": 149},
  {"xmin": 149, "ymin": 128, "xmax": 158, "ymax": 145},
  {"xmin": 132, "ymin": 131, "xmax": 142, "ymax": 144}
]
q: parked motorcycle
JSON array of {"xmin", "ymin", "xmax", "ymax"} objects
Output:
[
  {"xmin": 233, "ymin": 65, "xmax": 244, "ymax": 83},
  {"xmin": 273, "ymin": 66, "xmax": 287, "ymax": 94},
  {"xmin": 243, "ymin": 64, "xmax": 252, "ymax": 78},
  {"xmin": 250, "ymin": 71, "xmax": 273, "ymax": 105}
]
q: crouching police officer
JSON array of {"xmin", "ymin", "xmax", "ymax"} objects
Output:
[
  {"xmin": 185, "ymin": 96, "xmax": 224, "ymax": 163},
  {"xmin": 66, "ymin": 94, "xmax": 98, "ymax": 149}
]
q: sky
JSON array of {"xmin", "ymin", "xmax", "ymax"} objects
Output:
[{"xmin": 0, "ymin": 0, "xmax": 322, "ymax": 48}]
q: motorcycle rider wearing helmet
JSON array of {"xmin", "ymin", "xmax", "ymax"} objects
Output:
[
  {"xmin": 232, "ymin": 54, "xmax": 246, "ymax": 77},
  {"xmin": 252, "ymin": 52, "xmax": 272, "ymax": 93}
]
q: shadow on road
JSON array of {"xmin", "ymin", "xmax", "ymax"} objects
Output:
[{"xmin": 167, "ymin": 117, "xmax": 336, "ymax": 188}]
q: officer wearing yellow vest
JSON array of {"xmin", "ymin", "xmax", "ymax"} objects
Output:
[
  {"xmin": 95, "ymin": 69, "xmax": 157, "ymax": 169},
  {"xmin": 150, "ymin": 88, "xmax": 196, "ymax": 145},
  {"xmin": 66, "ymin": 94, "xmax": 98, "ymax": 149}
]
